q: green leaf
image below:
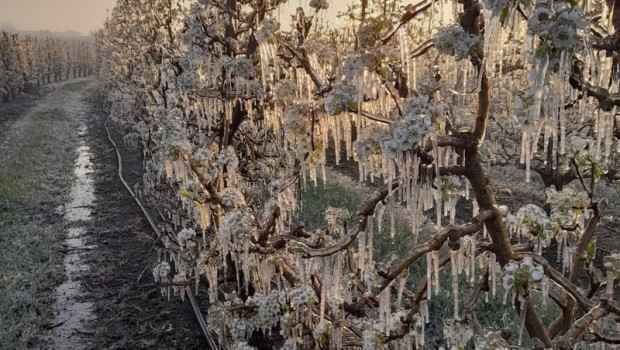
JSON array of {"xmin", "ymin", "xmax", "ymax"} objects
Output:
[
  {"xmin": 374, "ymin": 21, "xmax": 385, "ymax": 33},
  {"xmin": 586, "ymin": 239, "xmax": 596, "ymax": 261},
  {"xmin": 535, "ymin": 45, "xmax": 547, "ymax": 59},
  {"xmin": 347, "ymin": 101, "xmax": 359, "ymax": 111},
  {"xmin": 441, "ymin": 189, "xmax": 450, "ymax": 203},
  {"xmin": 333, "ymin": 104, "xmax": 344, "ymax": 116},
  {"xmin": 593, "ymin": 164, "xmax": 603, "ymax": 181},
  {"xmin": 499, "ymin": 6, "xmax": 509, "ymax": 24},
  {"xmin": 378, "ymin": 68, "xmax": 387, "ymax": 80}
]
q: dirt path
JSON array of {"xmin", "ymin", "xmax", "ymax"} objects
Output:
[
  {"xmin": 77, "ymin": 91, "xmax": 207, "ymax": 349},
  {"xmin": 0, "ymin": 81, "xmax": 206, "ymax": 349}
]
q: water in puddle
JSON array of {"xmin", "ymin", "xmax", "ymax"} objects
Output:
[{"xmin": 47, "ymin": 123, "xmax": 97, "ymax": 349}]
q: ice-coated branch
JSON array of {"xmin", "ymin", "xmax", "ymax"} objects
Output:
[
  {"xmin": 381, "ymin": 75, "xmax": 405, "ymax": 116},
  {"xmin": 276, "ymin": 36, "xmax": 328, "ymax": 94},
  {"xmin": 589, "ymin": 331, "xmax": 620, "ymax": 345},
  {"xmin": 254, "ymin": 205, "xmax": 281, "ymax": 246},
  {"xmin": 189, "ymin": 162, "xmax": 223, "ymax": 205},
  {"xmin": 379, "ymin": 209, "xmax": 495, "ymax": 290},
  {"xmin": 410, "ymin": 39, "xmax": 434, "ymax": 59},
  {"xmin": 293, "ymin": 181, "xmax": 399, "ymax": 258},
  {"xmin": 459, "ymin": 0, "xmax": 490, "ymax": 143},
  {"xmin": 380, "ymin": 0, "xmax": 436, "ymax": 45},
  {"xmin": 591, "ymin": 30, "xmax": 620, "ymax": 53},
  {"xmin": 569, "ymin": 70, "xmax": 620, "ymax": 111},
  {"xmin": 555, "ymin": 300, "xmax": 611, "ymax": 350},
  {"xmin": 347, "ymin": 104, "xmax": 394, "ymax": 124},
  {"xmin": 519, "ymin": 252, "xmax": 620, "ymax": 317},
  {"xmin": 559, "ymin": 200, "xmax": 608, "ymax": 331}
]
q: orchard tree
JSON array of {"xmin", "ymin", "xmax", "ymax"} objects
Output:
[{"xmin": 97, "ymin": 0, "xmax": 620, "ymax": 349}]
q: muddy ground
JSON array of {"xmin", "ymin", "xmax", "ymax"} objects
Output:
[
  {"xmin": 76, "ymin": 92, "xmax": 208, "ymax": 349},
  {"xmin": 0, "ymin": 81, "xmax": 207, "ymax": 350}
]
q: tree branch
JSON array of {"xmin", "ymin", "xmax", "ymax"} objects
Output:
[
  {"xmin": 380, "ymin": 0, "xmax": 436, "ymax": 45},
  {"xmin": 555, "ymin": 300, "xmax": 611, "ymax": 350},
  {"xmin": 379, "ymin": 209, "xmax": 495, "ymax": 290},
  {"xmin": 295, "ymin": 181, "xmax": 399, "ymax": 258}
]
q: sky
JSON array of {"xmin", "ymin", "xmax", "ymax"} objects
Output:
[
  {"xmin": 0, "ymin": 0, "xmax": 117, "ymax": 35},
  {"xmin": 0, "ymin": 0, "xmax": 358, "ymax": 36}
]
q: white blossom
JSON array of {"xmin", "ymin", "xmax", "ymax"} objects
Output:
[{"xmin": 434, "ymin": 25, "xmax": 479, "ymax": 60}]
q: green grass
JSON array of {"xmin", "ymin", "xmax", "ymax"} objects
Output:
[{"xmin": 0, "ymin": 82, "xmax": 85, "ymax": 349}]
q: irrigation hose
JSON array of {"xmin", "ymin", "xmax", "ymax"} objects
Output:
[{"xmin": 103, "ymin": 115, "xmax": 218, "ymax": 350}]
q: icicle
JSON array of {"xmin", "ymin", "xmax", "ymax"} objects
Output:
[
  {"xmin": 450, "ymin": 198, "xmax": 457, "ymax": 224},
  {"xmin": 206, "ymin": 263, "xmax": 218, "ymax": 303},
  {"xmin": 367, "ymin": 214, "xmax": 374, "ymax": 282},
  {"xmin": 397, "ymin": 268, "xmax": 409, "ymax": 307},
  {"xmin": 517, "ymin": 293, "xmax": 527, "ymax": 346},
  {"xmin": 358, "ymin": 228, "xmax": 366, "ymax": 276},
  {"xmin": 426, "ymin": 250, "xmax": 433, "ymax": 300},
  {"xmin": 541, "ymin": 277, "xmax": 549, "ymax": 306},
  {"xmin": 433, "ymin": 250, "xmax": 440, "ymax": 296},
  {"xmin": 472, "ymin": 199, "xmax": 479, "ymax": 217},
  {"xmin": 390, "ymin": 198, "xmax": 396, "ymax": 240},
  {"xmin": 333, "ymin": 253, "xmax": 342, "ymax": 299},
  {"xmin": 320, "ymin": 259, "xmax": 327, "ymax": 325},
  {"xmin": 380, "ymin": 288, "xmax": 392, "ymax": 336},
  {"xmin": 451, "ymin": 250, "xmax": 459, "ymax": 319},
  {"xmin": 490, "ymin": 253, "xmax": 497, "ymax": 297},
  {"xmin": 376, "ymin": 202, "xmax": 386, "ymax": 234}
]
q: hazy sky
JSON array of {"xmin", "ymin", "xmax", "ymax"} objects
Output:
[{"xmin": 0, "ymin": 0, "xmax": 117, "ymax": 35}]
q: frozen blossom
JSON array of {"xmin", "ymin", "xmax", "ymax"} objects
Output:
[
  {"xmin": 342, "ymin": 54, "xmax": 363, "ymax": 80},
  {"xmin": 603, "ymin": 252, "xmax": 620, "ymax": 279},
  {"xmin": 545, "ymin": 186, "xmax": 588, "ymax": 225},
  {"xmin": 516, "ymin": 204, "xmax": 554, "ymax": 239},
  {"xmin": 219, "ymin": 209, "xmax": 253, "ymax": 255},
  {"xmin": 362, "ymin": 329, "xmax": 382, "ymax": 350},
  {"xmin": 217, "ymin": 57, "xmax": 255, "ymax": 79},
  {"xmin": 434, "ymin": 25, "xmax": 479, "ymax": 60},
  {"xmin": 245, "ymin": 290, "xmax": 286, "ymax": 333},
  {"xmin": 527, "ymin": 1, "xmax": 587, "ymax": 51},
  {"xmin": 482, "ymin": 0, "xmax": 509, "ymax": 17},
  {"xmin": 323, "ymin": 82, "xmax": 357, "ymax": 115},
  {"xmin": 255, "ymin": 19, "xmax": 276, "ymax": 44},
  {"xmin": 502, "ymin": 257, "xmax": 545, "ymax": 292},
  {"xmin": 325, "ymin": 207, "xmax": 350, "ymax": 228},
  {"xmin": 177, "ymin": 227, "xmax": 196, "ymax": 250},
  {"xmin": 221, "ymin": 187, "xmax": 247, "ymax": 209},
  {"xmin": 474, "ymin": 331, "xmax": 510, "ymax": 349},
  {"xmin": 179, "ymin": 70, "xmax": 198, "ymax": 89},
  {"xmin": 354, "ymin": 126, "xmax": 390, "ymax": 160},
  {"xmin": 442, "ymin": 318, "xmax": 473, "ymax": 350},
  {"xmin": 273, "ymin": 79, "xmax": 296, "ymax": 105},
  {"xmin": 551, "ymin": 24, "xmax": 576, "ymax": 50},
  {"xmin": 382, "ymin": 97, "xmax": 435, "ymax": 157},
  {"xmin": 288, "ymin": 284, "xmax": 314, "ymax": 306},
  {"xmin": 193, "ymin": 147, "xmax": 218, "ymax": 183},
  {"xmin": 162, "ymin": 108, "xmax": 192, "ymax": 157}
]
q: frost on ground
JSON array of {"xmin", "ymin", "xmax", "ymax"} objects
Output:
[{"xmin": 0, "ymin": 80, "xmax": 94, "ymax": 350}]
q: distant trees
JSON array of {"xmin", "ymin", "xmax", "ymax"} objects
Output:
[{"xmin": 0, "ymin": 31, "xmax": 96, "ymax": 102}]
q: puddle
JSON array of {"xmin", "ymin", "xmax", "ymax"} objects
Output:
[
  {"xmin": 64, "ymin": 145, "xmax": 95, "ymax": 222},
  {"xmin": 46, "ymin": 122, "xmax": 97, "ymax": 349}
]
